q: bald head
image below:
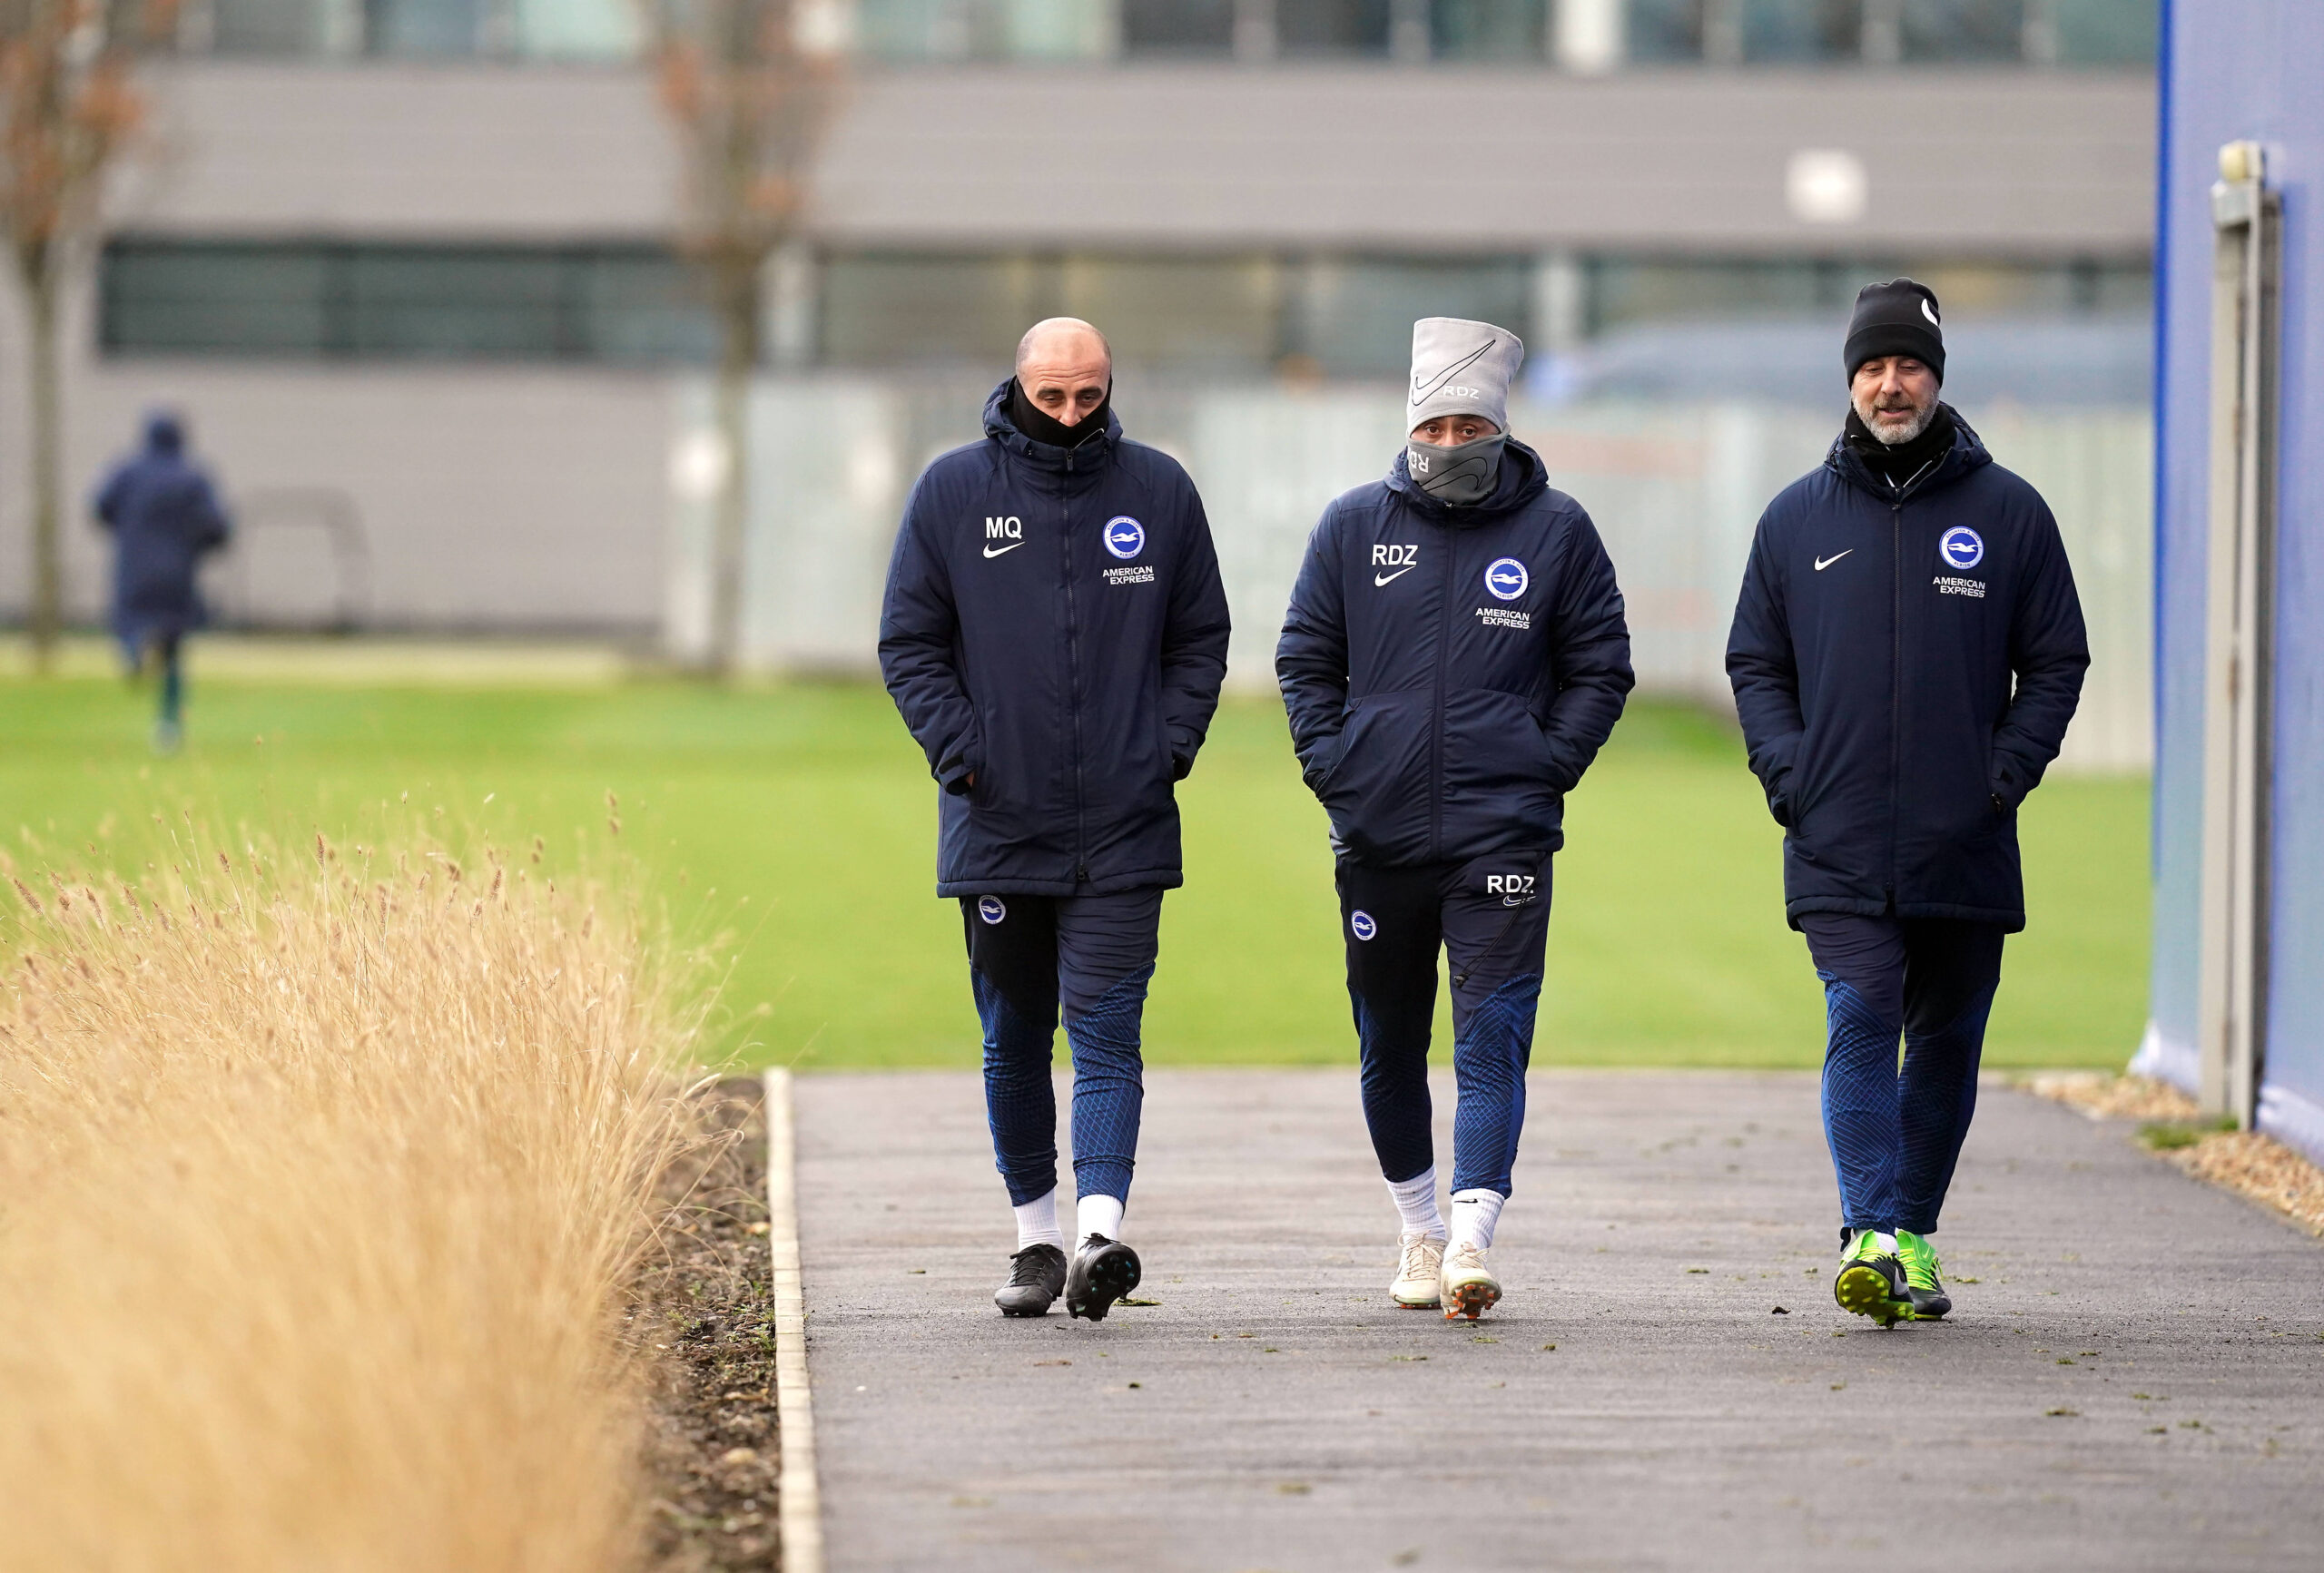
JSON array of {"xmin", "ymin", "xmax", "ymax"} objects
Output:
[{"xmin": 1015, "ymin": 317, "xmax": 1112, "ymax": 429}]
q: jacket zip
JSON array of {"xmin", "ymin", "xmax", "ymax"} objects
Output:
[
  {"xmin": 1883, "ymin": 456, "xmax": 1935, "ymax": 909},
  {"xmin": 1887, "ymin": 498, "xmax": 1902, "ymax": 909},
  {"xmin": 1428, "ymin": 516, "xmax": 1457, "ymax": 864},
  {"xmin": 1059, "ymin": 454, "xmax": 1088, "ymax": 884}
]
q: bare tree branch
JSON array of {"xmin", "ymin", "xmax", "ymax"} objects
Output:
[
  {"xmin": 0, "ymin": 0, "xmax": 174, "ymax": 668},
  {"xmin": 645, "ymin": 0, "xmax": 842, "ymax": 677}
]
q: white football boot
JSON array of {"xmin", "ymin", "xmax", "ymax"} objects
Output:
[
  {"xmin": 1390, "ymin": 1233, "xmax": 1446, "ymax": 1309},
  {"xmin": 1440, "ymin": 1241, "xmax": 1502, "ymax": 1321}
]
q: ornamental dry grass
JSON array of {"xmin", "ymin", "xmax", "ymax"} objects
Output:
[{"xmin": 0, "ymin": 830, "xmax": 696, "ymax": 1572}]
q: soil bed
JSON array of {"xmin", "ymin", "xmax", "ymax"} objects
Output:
[{"xmin": 635, "ymin": 1078, "xmax": 782, "ymax": 1571}]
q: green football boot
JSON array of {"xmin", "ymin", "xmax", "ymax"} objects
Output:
[
  {"xmin": 1833, "ymin": 1228, "xmax": 1914, "ymax": 1328},
  {"xmin": 1895, "ymin": 1230, "xmax": 1951, "ymax": 1320}
]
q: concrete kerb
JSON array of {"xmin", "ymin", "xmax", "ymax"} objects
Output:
[{"xmin": 762, "ymin": 1067, "xmax": 823, "ymax": 1573}]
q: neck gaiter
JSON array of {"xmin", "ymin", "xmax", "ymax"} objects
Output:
[
  {"xmin": 1406, "ymin": 433, "xmax": 1505, "ymax": 507},
  {"xmin": 1009, "ymin": 379, "xmax": 1110, "ymax": 448}
]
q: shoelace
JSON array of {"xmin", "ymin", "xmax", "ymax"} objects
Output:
[
  {"xmin": 1008, "ymin": 1248, "xmax": 1059, "ymax": 1286},
  {"xmin": 1398, "ymin": 1239, "xmax": 1443, "ymax": 1280},
  {"xmin": 1446, "ymin": 1244, "xmax": 1489, "ymax": 1272}
]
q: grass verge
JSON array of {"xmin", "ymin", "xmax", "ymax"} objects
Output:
[{"xmin": 0, "ymin": 674, "xmax": 2152, "ymax": 1068}]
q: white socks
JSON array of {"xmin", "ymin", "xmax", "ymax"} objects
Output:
[
  {"xmin": 1013, "ymin": 1191, "xmax": 1067, "ymax": 1253},
  {"xmin": 1392, "ymin": 1173, "xmax": 1507, "ymax": 1250},
  {"xmin": 1386, "ymin": 1168, "xmax": 1446, "ymax": 1241},
  {"xmin": 1448, "ymin": 1189, "xmax": 1506, "ymax": 1251},
  {"xmin": 1076, "ymin": 1192, "xmax": 1125, "ymax": 1244},
  {"xmin": 1017, "ymin": 1191, "xmax": 1125, "ymax": 1250}
]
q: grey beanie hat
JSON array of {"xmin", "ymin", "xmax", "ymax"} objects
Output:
[{"xmin": 1408, "ymin": 317, "xmax": 1524, "ymax": 434}]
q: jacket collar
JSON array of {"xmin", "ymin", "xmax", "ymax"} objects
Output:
[
  {"xmin": 982, "ymin": 378, "xmax": 1121, "ymax": 484},
  {"xmin": 1385, "ymin": 436, "xmax": 1552, "ymax": 525},
  {"xmin": 1824, "ymin": 402, "xmax": 1991, "ymax": 503}
]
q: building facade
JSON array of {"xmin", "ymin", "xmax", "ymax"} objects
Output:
[{"xmin": 0, "ymin": 0, "xmax": 2158, "ymax": 639}]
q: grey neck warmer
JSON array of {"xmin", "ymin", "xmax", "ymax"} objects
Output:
[{"xmin": 1407, "ymin": 433, "xmax": 1505, "ymax": 507}]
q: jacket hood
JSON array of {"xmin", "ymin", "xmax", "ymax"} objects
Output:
[
  {"xmin": 981, "ymin": 378, "xmax": 1121, "ymax": 477},
  {"xmin": 1824, "ymin": 402, "xmax": 1991, "ymax": 501},
  {"xmin": 143, "ymin": 413, "xmax": 183, "ymax": 454},
  {"xmin": 1384, "ymin": 435, "xmax": 1551, "ymax": 524}
]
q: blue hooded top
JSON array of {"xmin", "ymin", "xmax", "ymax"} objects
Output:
[
  {"xmin": 93, "ymin": 413, "xmax": 231, "ymax": 642},
  {"xmin": 879, "ymin": 380, "xmax": 1232, "ymax": 897},
  {"xmin": 1275, "ymin": 439, "xmax": 1635, "ymax": 868}
]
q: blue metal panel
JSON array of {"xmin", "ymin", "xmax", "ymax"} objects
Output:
[
  {"xmin": 2143, "ymin": 0, "xmax": 2206, "ymax": 1091},
  {"xmin": 2152, "ymin": 0, "xmax": 2324, "ymax": 1155}
]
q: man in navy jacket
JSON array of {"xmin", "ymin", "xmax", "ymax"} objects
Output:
[
  {"xmin": 1278, "ymin": 319, "xmax": 1632, "ymax": 1321},
  {"xmin": 93, "ymin": 411, "xmax": 231, "ymax": 752},
  {"xmin": 881, "ymin": 319, "xmax": 1230, "ymax": 1322},
  {"xmin": 1727, "ymin": 280, "xmax": 2087, "ymax": 1327}
]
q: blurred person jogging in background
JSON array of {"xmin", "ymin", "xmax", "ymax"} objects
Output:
[
  {"xmin": 880, "ymin": 319, "xmax": 1230, "ymax": 1322},
  {"xmin": 1727, "ymin": 280, "xmax": 2088, "ymax": 1328},
  {"xmin": 1276, "ymin": 320, "xmax": 1633, "ymax": 1321},
  {"xmin": 93, "ymin": 411, "xmax": 231, "ymax": 753}
]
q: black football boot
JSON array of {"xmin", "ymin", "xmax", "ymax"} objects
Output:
[
  {"xmin": 994, "ymin": 1243, "xmax": 1068, "ymax": 1317},
  {"xmin": 1064, "ymin": 1233, "xmax": 1142, "ymax": 1322}
]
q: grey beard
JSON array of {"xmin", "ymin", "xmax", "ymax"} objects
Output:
[
  {"xmin": 1857, "ymin": 398, "xmax": 1938, "ymax": 445},
  {"xmin": 1407, "ymin": 434, "xmax": 1505, "ymax": 506}
]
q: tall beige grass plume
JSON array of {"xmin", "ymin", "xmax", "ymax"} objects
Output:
[{"xmin": 0, "ymin": 827, "xmax": 697, "ymax": 1572}]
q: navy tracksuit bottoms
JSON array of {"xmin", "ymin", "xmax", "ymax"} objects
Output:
[
  {"xmin": 962, "ymin": 888, "xmax": 1161, "ymax": 1209},
  {"xmin": 1338, "ymin": 853, "xmax": 1552, "ymax": 1198},
  {"xmin": 1802, "ymin": 913, "xmax": 2005, "ymax": 1239}
]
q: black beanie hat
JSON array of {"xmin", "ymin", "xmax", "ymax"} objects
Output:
[{"xmin": 1844, "ymin": 278, "xmax": 1945, "ymax": 384}]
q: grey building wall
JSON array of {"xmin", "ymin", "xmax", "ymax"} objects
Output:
[{"xmin": 118, "ymin": 60, "xmax": 2152, "ymax": 254}]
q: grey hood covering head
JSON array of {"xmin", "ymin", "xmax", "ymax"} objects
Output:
[{"xmin": 1407, "ymin": 317, "xmax": 1524, "ymax": 435}]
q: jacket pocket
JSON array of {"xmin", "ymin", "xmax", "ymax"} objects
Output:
[
  {"xmin": 1320, "ymin": 693, "xmax": 1433, "ymax": 862},
  {"xmin": 1442, "ymin": 688, "xmax": 1561, "ymax": 838}
]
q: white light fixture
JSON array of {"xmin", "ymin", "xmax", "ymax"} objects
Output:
[
  {"xmin": 1786, "ymin": 149, "xmax": 1869, "ymax": 226},
  {"xmin": 669, "ymin": 430, "xmax": 731, "ymax": 503}
]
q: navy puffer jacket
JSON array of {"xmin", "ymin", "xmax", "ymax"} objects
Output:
[
  {"xmin": 1725, "ymin": 408, "xmax": 2088, "ymax": 931},
  {"xmin": 1275, "ymin": 440, "xmax": 1633, "ymax": 868},
  {"xmin": 880, "ymin": 381, "xmax": 1231, "ymax": 897},
  {"xmin": 93, "ymin": 416, "xmax": 231, "ymax": 643}
]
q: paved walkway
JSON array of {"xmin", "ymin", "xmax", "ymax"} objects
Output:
[{"xmin": 795, "ymin": 1070, "xmax": 2324, "ymax": 1572}]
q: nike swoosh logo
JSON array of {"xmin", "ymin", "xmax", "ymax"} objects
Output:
[
  {"xmin": 982, "ymin": 542, "xmax": 1025, "ymax": 559},
  {"xmin": 1374, "ymin": 567, "xmax": 1416, "ymax": 586},
  {"xmin": 1814, "ymin": 551, "xmax": 1853, "ymax": 571}
]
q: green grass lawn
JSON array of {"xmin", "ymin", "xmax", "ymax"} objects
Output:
[{"xmin": 0, "ymin": 672, "xmax": 2149, "ymax": 1071}]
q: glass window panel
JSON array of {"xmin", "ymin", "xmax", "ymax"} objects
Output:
[
  {"xmin": 580, "ymin": 251, "xmax": 722, "ymax": 361},
  {"xmin": 854, "ymin": 0, "xmax": 1012, "ymax": 59},
  {"xmin": 1059, "ymin": 257, "xmax": 1279, "ymax": 372},
  {"xmin": 1625, "ymin": 0, "xmax": 1706, "ymax": 60},
  {"xmin": 1002, "ymin": 0, "xmax": 1110, "ymax": 59},
  {"xmin": 1287, "ymin": 257, "xmax": 1531, "ymax": 377},
  {"xmin": 1275, "ymin": 0, "xmax": 1389, "ymax": 54},
  {"xmin": 1589, "ymin": 258, "xmax": 1868, "ymax": 331},
  {"xmin": 100, "ymin": 241, "xmax": 718, "ymax": 363},
  {"xmin": 1899, "ymin": 0, "xmax": 2024, "ymax": 61},
  {"xmin": 1430, "ymin": 0, "xmax": 1543, "ymax": 61},
  {"xmin": 100, "ymin": 241, "xmax": 331, "ymax": 357},
  {"xmin": 1741, "ymin": 0, "xmax": 1858, "ymax": 61},
  {"xmin": 364, "ymin": 0, "xmax": 482, "ymax": 55},
  {"xmin": 2049, "ymin": 0, "xmax": 2153, "ymax": 65},
  {"xmin": 514, "ymin": 0, "xmax": 640, "ymax": 58},
  {"xmin": 820, "ymin": 253, "xmax": 1053, "ymax": 366},
  {"xmin": 210, "ymin": 0, "xmax": 327, "ymax": 54},
  {"xmin": 344, "ymin": 249, "xmax": 569, "ymax": 358},
  {"xmin": 1119, "ymin": 0, "xmax": 1234, "ymax": 53}
]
